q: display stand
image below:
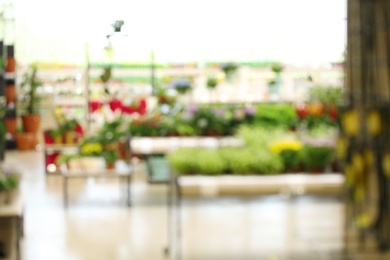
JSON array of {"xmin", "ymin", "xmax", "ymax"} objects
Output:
[{"xmin": 165, "ymin": 172, "xmax": 345, "ymax": 260}]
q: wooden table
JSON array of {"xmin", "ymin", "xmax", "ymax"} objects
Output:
[
  {"xmin": 61, "ymin": 161, "xmax": 133, "ymax": 207},
  {"xmin": 0, "ymin": 192, "xmax": 23, "ymax": 260}
]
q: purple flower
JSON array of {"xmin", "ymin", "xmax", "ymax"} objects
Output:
[
  {"xmin": 186, "ymin": 105, "xmax": 199, "ymax": 113},
  {"xmin": 213, "ymin": 108, "xmax": 225, "ymax": 117},
  {"xmin": 244, "ymin": 106, "xmax": 255, "ymax": 116}
]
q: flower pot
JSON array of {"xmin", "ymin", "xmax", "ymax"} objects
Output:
[
  {"xmin": 5, "ymin": 85, "xmax": 16, "ymax": 104},
  {"xmin": 5, "ymin": 117, "xmax": 17, "ymax": 137},
  {"xmin": 106, "ymin": 162, "xmax": 116, "ymax": 170},
  {"xmin": 5, "ymin": 189, "xmax": 17, "ymax": 204},
  {"xmin": 30, "ymin": 133, "xmax": 39, "ymax": 150},
  {"xmin": 0, "ymin": 191, "xmax": 6, "ymax": 205},
  {"xmin": 22, "ymin": 114, "xmax": 41, "ymax": 133},
  {"xmin": 15, "ymin": 132, "xmax": 33, "ymax": 151},
  {"xmin": 53, "ymin": 135, "xmax": 63, "ymax": 144},
  {"xmin": 63, "ymin": 131, "xmax": 75, "ymax": 144},
  {"xmin": 105, "ymin": 142, "xmax": 118, "ymax": 151}
]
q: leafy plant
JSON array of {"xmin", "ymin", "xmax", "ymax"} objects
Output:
[
  {"xmin": 199, "ymin": 149, "xmax": 226, "ymax": 175},
  {"xmin": 102, "ymin": 150, "xmax": 118, "ymax": 164},
  {"xmin": 206, "ymin": 75, "xmax": 218, "ymax": 89},
  {"xmin": 167, "ymin": 148, "xmax": 201, "ymax": 175},
  {"xmin": 253, "ymin": 103, "xmax": 298, "ymax": 129},
  {"xmin": 299, "ymin": 145, "xmax": 335, "ymax": 171},
  {"xmin": 19, "ymin": 64, "xmax": 43, "ymax": 115},
  {"xmin": 0, "ymin": 174, "xmax": 19, "ymax": 191}
]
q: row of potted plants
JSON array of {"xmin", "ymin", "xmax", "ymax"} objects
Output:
[{"xmin": 167, "ymin": 125, "xmax": 337, "ymax": 175}]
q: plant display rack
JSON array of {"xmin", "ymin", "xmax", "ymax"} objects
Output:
[{"xmin": 0, "ymin": 1, "xmax": 16, "ymax": 152}]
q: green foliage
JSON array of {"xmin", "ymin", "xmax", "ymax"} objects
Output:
[
  {"xmin": 0, "ymin": 174, "xmax": 19, "ymax": 191},
  {"xmin": 253, "ymin": 103, "xmax": 297, "ymax": 129},
  {"xmin": 299, "ymin": 145, "xmax": 335, "ymax": 171},
  {"xmin": 206, "ymin": 75, "xmax": 218, "ymax": 89},
  {"xmin": 167, "ymin": 148, "xmax": 201, "ymax": 174},
  {"xmin": 97, "ymin": 118, "xmax": 126, "ymax": 144},
  {"xmin": 102, "ymin": 150, "xmax": 118, "ymax": 164},
  {"xmin": 55, "ymin": 153, "xmax": 79, "ymax": 165},
  {"xmin": 19, "ymin": 64, "xmax": 43, "ymax": 115},
  {"xmin": 60, "ymin": 118, "xmax": 78, "ymax": 132},
  {"xmin": 50, "ymin": 128, "xmax": 63, "ymax": 138},
  {"xmin": 308, "ymin": 86, "xmax": 343, "ymax": 106},
  {"xmin": 236, "ymin": 125, "xmax": 287, "ymax": 148},
  {"xmin": 196, "ymin": 149, "xmax": 225, "ymax": 175},
  {"xmin": 279, "ymin": 149, "xmax": 302, "ymax": 171}
]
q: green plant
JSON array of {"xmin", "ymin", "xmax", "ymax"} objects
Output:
[
  {"xmin": 0, "ymin": 174, "xmax": 19, "ymax": 191},
  {"xmin": 55, "ymin": 153, "xmax": 79, "ymax": 165},
  {"xmin": 206, "ymin": 75, "xmax": 218, "ymax": 89},
  {"xmin": 60, "ymin": 118, "xmax": 78, "ymax": 132},
  {"xmin": 19, "ymin": 64, "xmax": 42, "ymax": 115},
  {"xmin": 102, "ymin": 150, "xmax": 118, "ymax": 164},
  {"xmin": 97, "ymin": 118, "xmax": 126, "ymax": 145},
  {"xmin": 308, "ymin": 86, "xmax": 343, "ymax": 106},
  {"xmin": 253, "ymin": 103, "xmax": 298, "ymax": 129},
  {"xmin": 50, "ymin": 128, "xmax": 63, "ymax": 138},
  {"xmin": 299, "ymin": 145, "xmax": 335, "ymax": 171},
  {"xmin": 167, "ymin": 148, "xmax": 201, "ymax": 175},
  {"xmin": 196, "ymin": 149, "xmax": 225, "ymax": 175}
]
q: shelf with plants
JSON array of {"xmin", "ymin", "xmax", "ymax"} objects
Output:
[{"xmin": 45, "ymin": 116, "xmax": 130, "ymax": 174}]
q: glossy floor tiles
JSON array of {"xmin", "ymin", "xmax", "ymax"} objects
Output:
[{"xmin": 0, "ymin": 150, "xmax": 383, "ymax": 259}]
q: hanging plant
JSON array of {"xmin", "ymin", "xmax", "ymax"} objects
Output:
[
  {"xmin": 220, "ymin": 62, "xmax": 239, "ymax": 82},
  {"xmin": 112, "ymin": 20, "xmax": 124, "ymax": 32},
  {"xmin": 171, "ymin": 78, "xmax": 192, "ymax": 94},
  {"xmin": 206, "ymin": 75, "xmax": 218, "ymax": 89}
]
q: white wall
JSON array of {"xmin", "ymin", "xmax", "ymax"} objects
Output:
[{"xmin": 13, "ymin": 0, "xmax": 347, "ymax": 66}]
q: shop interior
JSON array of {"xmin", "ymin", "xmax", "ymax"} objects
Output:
[{"xmin": 1, "ymin": 0, "xmax": 390, "ymax": 259}]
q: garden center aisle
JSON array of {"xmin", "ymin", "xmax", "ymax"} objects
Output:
[{"xmin": 4, "ymin": 150, "xmax": 348, "ymax": 260}]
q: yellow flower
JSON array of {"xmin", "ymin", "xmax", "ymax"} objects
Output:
[{"xmin": 269, "ymin": 140, "xmax": 302, "ymax": 154}]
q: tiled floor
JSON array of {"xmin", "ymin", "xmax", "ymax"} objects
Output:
[{"xmin": 2, "ymin": 150, "xmax": 388, "ymax": 260}]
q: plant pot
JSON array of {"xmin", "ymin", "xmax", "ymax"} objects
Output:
[
  {"xmin": 30, "ymin": 133, "xmax": 39, "ymax": 150},
  {"xmin": 105, "ymin": 142, "xmax": 118, "ymax": 151},
  {"xmin": 53, "ymin": 136, "xmax": 63, "ymax": 144},
  {"xmin": 106, "ymin": 162, "xmax": 116, "ymax": 170},
  {"xmin": 5, "ymin": 85, "xmax": 16, "ymax": 104},
  {"xmin": 15, "ymin": 132, "xmax": 33, "ymax": 151},
  {"xmin": 63, "ymin": 131, "xmax": 75, "ymax": 144},
  {"xmin": 0, "ymin": 191, "xmax": 6, "ymax": 205},
  {"xmin": 4, "ymin": 117, "xmax": 17, "ymax": 137},
  {"xmin": 22, "ymin": 114, "xmax": 41, "ymax": 133},
  {"xmin": 5, "ymin": 189, "xmax": 17, "ymax": 204}
]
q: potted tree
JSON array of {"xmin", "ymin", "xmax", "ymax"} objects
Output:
[
  {"xmin": 19, "ymin": 64, "xmax": 42, "ymax": 149},
  {"xmin": 19, "ymin": 64, "xmax": 42, "ymax": 132}
]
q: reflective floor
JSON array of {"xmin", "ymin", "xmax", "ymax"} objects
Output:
[{"xmin": 2, "ymin": 150, "xmax": 388, "ymax": 260}]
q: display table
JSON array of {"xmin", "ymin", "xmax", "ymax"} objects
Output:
[
  {"xmin": 61, "ymin": 160, "xmax": 132, "ymax": 207},
  {"xmin": 166, "ymin": 173, "xmax": 345, "ymax": 260},
  {"xmin": 0, "ymin": 192, "xmax": 23, "ymax": 260}
]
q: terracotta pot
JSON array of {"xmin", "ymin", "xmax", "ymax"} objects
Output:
[
  {"xmin": 22, "ymin": 114, "xmax": 41, "ymax": 133},
  {"xmin": 30, "ymin": 133, "xmax": 39, "ymax": 150},
  {"xmin": 63, "ymin": 131, "xmax": 75, "ymax": 144},
  {"xmin": 105, "ymin": 142, "xmax": 118, "ymax": 151},
  {"xmin": 5, "ymin": 85, "xmax": 16, "ymax": 104},
  {"xmin": 106, "ymin": 162, "xmax": 116, "ymax": 170},
  {"xmin": 15, "ymin": 132, "xmax": 33, "ymax": 151},
  {"xmin": 4, "ymin": 117, "xmax": 17, "ymax": 137}
]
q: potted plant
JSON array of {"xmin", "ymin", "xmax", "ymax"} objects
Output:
[
  {"xmin": 170, "ymin": 78, "xmax": 192, "ymax": 95},
  {"xmin": 206, "ymin": 75, "xmax": 218, "ymax": 89},
  {"xmin": 19, "ymin": 64, "xmax": 42, "ymax": 134},
  {"xmin": 50, "ymin": 128, "xmax": 64, "ymax": 144},
  {"xmin": 15, "ymin": 125, "xmax": 33, "ymax": 151},
  {"xmin": 102, "ymin": 150, "xmax": 118, "ymax": 169},
  {"xmin": 59, "ymin": 118, "xmax": 79, "ymax": 144},
  {"xmin": 220, "ymin": 62, "xmax": 239, "ymax": 83}
]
